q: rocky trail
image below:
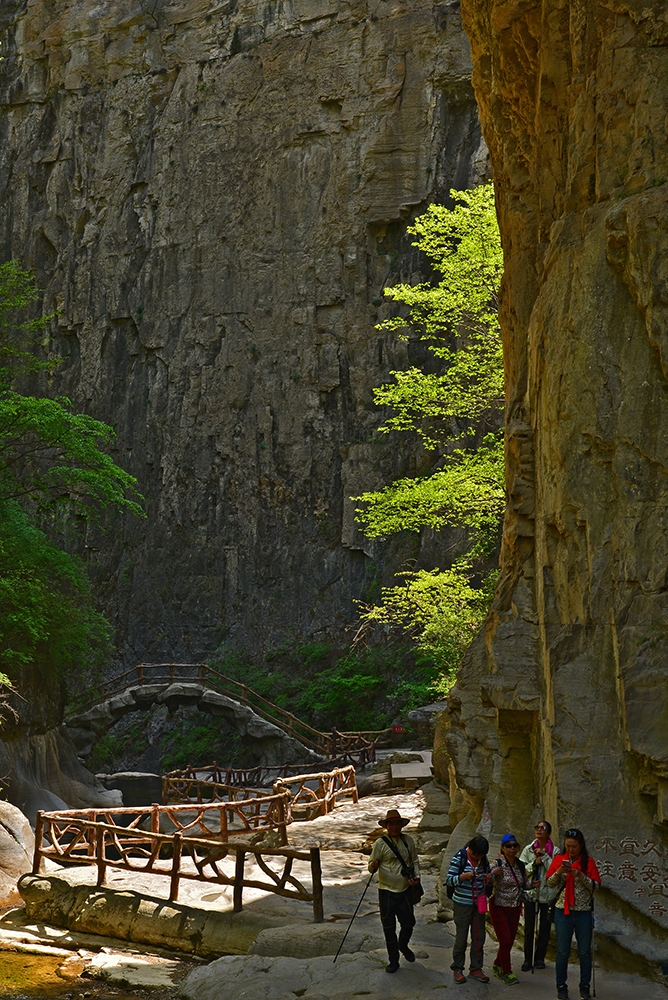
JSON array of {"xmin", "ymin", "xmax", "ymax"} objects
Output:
[{"xmin": 1, "ymin": 782, "xmax": 663, "ymax": 998}]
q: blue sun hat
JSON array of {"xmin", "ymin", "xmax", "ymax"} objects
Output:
[{"xmin": 501, "ymin": 834, "xmax": 519, "ymax": 846}]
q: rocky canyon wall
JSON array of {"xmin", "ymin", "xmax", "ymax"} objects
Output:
[
  {"xmin": 0, "ymin": 0, "xmax": 487, "ymax": 665},
  {"xmin": 441, "ymin": 0, "xmax": 668, "ymax": 969}
]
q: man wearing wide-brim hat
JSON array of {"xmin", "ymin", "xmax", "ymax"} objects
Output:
[{"xmin": 367, "ymin": 808, "xmax": 421, "ymax": 973}]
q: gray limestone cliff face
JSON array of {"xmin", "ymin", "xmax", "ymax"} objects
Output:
[{"xmin": 0, "ymin": 0, "xmax": 487, "ymax": 663}]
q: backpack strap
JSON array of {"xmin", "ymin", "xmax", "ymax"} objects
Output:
[
  {"xmin": 500, "ymin": 855, "xmax": 525, "ymax": 892},
  {"xmin": 381, "ymin": 835, "xmax": 410, "ymax": 868}
]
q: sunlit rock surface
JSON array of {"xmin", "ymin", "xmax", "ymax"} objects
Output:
[{"xmin": 438, "ymin": 0, "xmax": 668, "ymax": 967}]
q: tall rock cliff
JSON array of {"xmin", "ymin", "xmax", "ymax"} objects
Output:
[
  {"xmin": 441, "ymin": 0, "xmax": 668, "ymax": 967},
  {"xmin": 0, "ymin": 0, "xmax": 488, "ymax": 665}
]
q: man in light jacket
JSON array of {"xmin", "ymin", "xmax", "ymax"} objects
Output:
[
  {"xmin": 368, "ymin": 808, "xmax": 420, "ymax": 974},
  {"xmin": 519, "ymin": 819, "xmax": 557, "ymax": 971}
]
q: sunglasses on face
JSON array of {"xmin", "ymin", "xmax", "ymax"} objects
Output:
[{"xmin": 535, "ymin": 825, "xmax": 548, "ymax": 831}]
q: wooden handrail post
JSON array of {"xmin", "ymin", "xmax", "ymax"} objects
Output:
[
  {"xmin": 151, "ymin": 803, "xmax": 160, "ymax": 834},
  {"xmin": 96, "ymin": 826, "xmax": 107, "ymax": 887},
  {"xmin": 233, "ymin": 850, "xmax": 245, "ymax": 912},
  {"xmin": 87, "ymin": 811, "xmax": 96, "ymax": 857},
  {"xmin": 310, "ymin": 847, "xmax": 324, "ymax": 923},
  {"xmin": 170, "ymin": 833, "xmax": 183, "ymax": 902},
  {"xmin": 138, "ymin": 663, "xmax": 144, "ymax": 685},
  {"xmin": 279, "ymin": 792, "xmax": 288, "ymax": 845},
  {"xmin": 32, "ymin": 811, "xmax": 45, "ymax": 875}
]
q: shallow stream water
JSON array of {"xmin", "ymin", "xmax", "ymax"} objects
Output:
[{"xmin": 0, "ymin": 952, "xmax": 169, "ymax": 1000}]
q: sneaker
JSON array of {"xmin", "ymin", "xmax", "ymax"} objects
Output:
[
  {"xmin": 469, "ymin": 969, "xmax": 490, "ymax": 983},
  {"xmin": 534, "ymin": 960, "xmax": 546, "ymax": 969},
  {"xmin": 579, "ymin": 989, "xmax": 591, "ymax": 1000},
  {"xmin": 453, "ymin": 969, "xmax": 467, "ymax": 984},
  {"xmin": 400, "ymin": 946, "xmax": 416, "ymax": 962},
  {"xmin": 557, "ymin": 987, "xmax": 569, "ymax": 1000},
  {"xmin": 385, "ymin": 961, "xmax": 400, "ymax": 973},
  {"xmin": 493, "ymin": 965, "xmax": 505, "ymax": 980},
  {"xmin": 521, "ymin": 961, "xmax": 532, "ymax": 972},
  {"xmin": 503, "ymin": 973, "xmax": 520, "ymax": 985}
]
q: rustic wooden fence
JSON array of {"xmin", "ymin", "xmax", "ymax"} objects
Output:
[
  {"xmin": 272, "ymin": 765, "xmax": 358, "ymax": 821},
  {"xmin": 67, "ymin": 662, "xmax": 388, "ymax": 758},
  {"xmin": 32, "ymin": 807, "xmax": 323, "ymax": 920},
  {"xmin": 162, "ymin": 765, "xmax": 358, "ymax": 821}
]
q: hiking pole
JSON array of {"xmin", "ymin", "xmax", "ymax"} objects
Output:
[
  {"xmin": 591, "ymin": 907, "xmax": 596, "ymax": 997},
  {"xmin": 333, "ymin": 870, "xmax": 375, "ymax": 963},
  {"xmin": 530, "ymin": 861, "xmax": 540, "ymax": 974}
]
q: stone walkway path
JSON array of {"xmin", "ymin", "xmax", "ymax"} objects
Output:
[{"xmin": 5, "ymin": 785, "xmax": 665, "ymax": 998}]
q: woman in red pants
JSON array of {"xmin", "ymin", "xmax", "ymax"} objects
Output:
[{"xmin": 490, "ymin": 834, "xmax": 540, "ymax": 985}]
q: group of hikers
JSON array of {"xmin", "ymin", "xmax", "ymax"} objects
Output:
[{"xmin": 368, "ymin": 809, "xmax": 601, "ymax": 1000}]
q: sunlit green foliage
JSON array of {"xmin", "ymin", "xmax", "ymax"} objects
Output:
[
  {"xmin": 357, "ymin": 434, "xmax": 503, "ymax": 537},
  {"xmin": 354, "ymin": 184, "xmax": 504, "ymax": 688},
  {"xmin": 356, "ymin": 183, "xmax": 504, "ymax": 540},
  {"xmin": 358, "ymin": 566, "xmax": 497, "ymax": 693}
]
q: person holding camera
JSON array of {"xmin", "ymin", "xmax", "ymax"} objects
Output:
[
  {"xmin": 445, "ymin": 835, "xmax": 494, "ymax": 985},
  {"xmin": 519, "ymin": 820, "xmax": 556, "ymax": 971},
  {"xmin": 489, "ymin": 834, "xmax": 540, "ymax": 985},
  {"xmin": 546, "ymin": 828, "xmax": 601, "ymax": 1000},
  {"xmin": 368, "ymin": 809, "xmax": 421, "ymax": 974}
]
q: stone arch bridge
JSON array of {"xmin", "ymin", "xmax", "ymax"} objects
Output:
[{"xmin": 65, "ymin": 663, "xmax": 382, "ymax": 768}]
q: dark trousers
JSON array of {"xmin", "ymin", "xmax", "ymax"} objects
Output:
[
  {"xmin": 524, "ymin": 900, "xmax": 552, "ymax": 965},
  {"xmin": 489, "ymin": 901, "xmax": 521, "ymax": 974},
  {"xmin": 451, "ymin": 902, "xmax": 486, "ymax": 972},
  {"xmin": 378, "ymin": 888, "xmax": 415, "ymax": 962},
  {"xmin": 554, "ymin": 909, "xmax": 593, "ymax": 990}
]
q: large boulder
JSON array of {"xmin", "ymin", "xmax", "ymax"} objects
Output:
[
  {"xmin": 181, "ymin": 953, "xmax": 448, "ymax": 1000},
  {"xmin": 248, "ymin": 922, "xmax": 384, "ymax": 958},
  {"xmin": 0, "ymin": 802, "xmax": 35, "ymax": 905},
  {"xmin": 0, "ymin": 729, "xmax": 122, "ymax": 823}
]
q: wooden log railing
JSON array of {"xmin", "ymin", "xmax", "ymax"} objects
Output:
[
  {"xmin": 162, "ymin": 757, "xmax": 368, "ymax": 798},
  {"xmin": 161, "ymin": 776, "xmax": 284, "ymax": 808},
  {"xmin": 32, "ymin": 808, "xmax": 323, "ymax": 921},
  {"xmin": 66, "ymin": 662, "xmax": 390, "ymax": 758},
  {"xmin": 272, "ymin": 765, "xmax": 358, "ymax": 822},
  {"xmin": 162, "ymin": 762, "xmax": 299, "ymax": 795},
  {"xmin": 162, "ymin": 765, "xmax": 358, "ymax": 820}
]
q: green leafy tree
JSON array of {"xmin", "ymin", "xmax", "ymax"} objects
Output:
[
  {"xmin": 354, "ymin": 183, "xmax": 504, "ymax": 690},
  {"xmin": 0, "ymin": 262, "xmax": 143, "ymax": 702},
  {"xmin": 356, "ymin": 182, "xmax": 504, "ymax": 543},
  {"xmin": 0, "ymin": 500, "xmax": 111, "ymax": 678},
  {"xmin": 0, "ymin": 261, "xmax": 143, "ymax": 515}
]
